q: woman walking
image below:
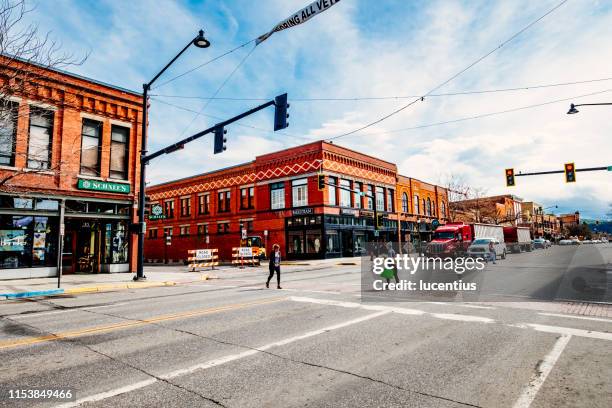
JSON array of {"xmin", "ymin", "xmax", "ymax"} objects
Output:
[{"xmin": 267, "ymin": 244, "xmax": 282, "ymax": 289}]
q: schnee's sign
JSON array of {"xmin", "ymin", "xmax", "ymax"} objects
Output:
[{"xmin": 77, "ymin": 179, "xmax": 130, "ymax": 194}]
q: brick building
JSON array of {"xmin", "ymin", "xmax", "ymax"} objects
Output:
[
  {"xmin": 144, "ymin": 141, "xmax": 449, "ymax": 262},
  {"xmin": 0, "ymin": 55, "xmax": 142, "ymax": 279},
  {"xmin": 521, "ymin": 202, "xmax": 562, "ymax": 238},
  {"xmin": 450, "ymin": 194, "xmax": 524, "ymax": 226}
]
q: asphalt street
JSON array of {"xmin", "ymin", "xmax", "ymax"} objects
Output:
[{"xmin": 0, "ymin": 245, "xmax": 610, "ymax": 408}]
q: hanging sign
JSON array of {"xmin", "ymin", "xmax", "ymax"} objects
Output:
[{"xmin": 256, "ymin": 0, "xmax": 341, "ymax": 45}]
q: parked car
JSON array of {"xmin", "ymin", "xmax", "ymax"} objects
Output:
[
  {"xmin": 559, "ymin": 239, "xmax": 573, "ymax": 245},
  {"xmin": 533, "ymin": 238, "xmax": 549, "ymax": 249},
  {"xmin": 571, "ymin": 238, "xmax": 582, "ymax": 245},
  {"xmin": 545, "ymin": 239, "xmax": 551, "ymax": 247},
  {"xmin": 467, "ymin": 238, "xmax": 506, "ymax": 261}
]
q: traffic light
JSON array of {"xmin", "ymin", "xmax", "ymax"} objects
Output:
[
  {"xmin": 564, "ymin": 162, "xmax": 576, "ymax": 183},
  {"xmin": 274, "ymin": 93, "xmax": 289, "ymax": 131},
  {"xmin": 317, "ymin": 174, "xmax": 325, "ymax": 191},
  {"xmin": 375, "ymin": 213, "xmax": 384, "ymax": 230},
  {"xmin": 505, "ymin": 168, "xmax": 515, "ymax": 187},
  {"xmin": 144, "ymin": 195, "xmax": 151, "ymax": 217},
  {"xmin": 214, "ymin": 125, "xmax": 227, "ymax": 154}
]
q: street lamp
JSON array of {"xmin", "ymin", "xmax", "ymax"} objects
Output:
[
  {"xmin": 135, "ymin": 29, "xmax": 211, "ymax": 281},
  {"xmin": 567, "ymin": 102, "xmax": 612, "ymax": 114}
]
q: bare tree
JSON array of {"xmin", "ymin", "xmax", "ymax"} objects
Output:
[{"xmin": 0, "ymin": 0, "xmax": 88, "ymax": 191}]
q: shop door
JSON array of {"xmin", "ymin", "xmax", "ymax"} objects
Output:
[
  {"xmin": 341, "ymin": 231, "xmax": 354, "ymax": 257},
  {"xmin": 61, "ymin": 231, "xmax": 76, "ymax": 274}
]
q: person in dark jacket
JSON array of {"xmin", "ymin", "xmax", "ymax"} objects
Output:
[{"xmin": 266, "ymin": 244, "xmax": 282, "ymax": 289}]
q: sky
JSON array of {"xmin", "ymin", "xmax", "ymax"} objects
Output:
[{"xmin": 19, "ymin": 0, "xmax": 612, "ymax": 219}]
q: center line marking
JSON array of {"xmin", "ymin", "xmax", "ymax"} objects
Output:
[
  {"xmin": 512, "ymin": 335, "xmax": 572, "ymax": 408},
  {"xmin": 54, "ymin": 310, "xmax": 389, "ymax": 408}
]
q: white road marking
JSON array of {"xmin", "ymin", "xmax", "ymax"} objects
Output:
[
  {"xmin": 55, "ymin": 379, "xmax": 158, "ymax": 408},
  {"xmin": 538, "ymin": 312, "xmax": 612, "ymax": 323},
  {"xmin": 511, "ymin": 335, "xmax": 572, "ymax": 408},
  {"xmin": 527, "ymin": 323, "xmax": 612, "ymax": 341},
  {"xmin": 280, "ymin": 288, "xmax": 342, "ymax": 295},
  {"xmin": 427, "ymin": 301, "xmax": 495, "ymax": 310},
  {"xmin": 54, "ymin": 310, "xmax": 389, "ymax": 407}
]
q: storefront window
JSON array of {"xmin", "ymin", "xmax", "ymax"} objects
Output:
[
  {"xmin": 102, "ymin": 221, "xmax": 128, "ymax": 264},
  {"xmin": 0, "ymin": 215, "xmax": 58, "ymax": 269},
  {"xmin": 326, "ymin": 231, "xmax": 340, "ymax": 254},
  {"xmin": 288, "ymin": 230, "xmax": 304, "ymax": 254},
  {"xmin": 305, "ymin": 230, "xmax": 322, "ymax": 254}
]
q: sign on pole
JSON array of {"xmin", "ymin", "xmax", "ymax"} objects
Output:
[
  {"xmin": 241, "ymin": 229, "xmax": 247, "ymax": 240},
  {"xmin": 256, "ymin": 0, "xmax": 341, "ymax": 45}
]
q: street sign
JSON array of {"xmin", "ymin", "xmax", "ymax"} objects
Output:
[
  {"xmin": 149, "ymin": 204, "xmax": 165, "ymax": 220},
  {"xmin": 238, "ymin": 247, "xmax": 253, "ymax": 257},
  {"xmin": 608, "ymin": 166, "xmax": 612, "ymax": 171},
  {"xmin": 195, "ymin": 249, "xmax": 212, "ymax": 261},
  {"xmin": 241, "ymin": 229, "xmax": 247, "ymax": 240}
]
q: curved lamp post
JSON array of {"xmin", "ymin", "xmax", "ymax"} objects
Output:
[{"xmin": 135, "ymin": 30, "xmax": 211, "ymax": 281}]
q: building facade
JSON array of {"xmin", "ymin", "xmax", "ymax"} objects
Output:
[
  {"xmin": 451, "ymin": 194, "xmax": 524, "ymax": 226},
  {"xmin": 0, "ymin": 56, "xmax": 142, "ymax": 279},
  {"xmin": 144, "ymin": 141, "xmax": 449, "ymax": 262}
]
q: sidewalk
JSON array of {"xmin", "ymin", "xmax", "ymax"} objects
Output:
[{"xmin": 0, "ymin": 257, "xmax": 361, "ymax": 299}]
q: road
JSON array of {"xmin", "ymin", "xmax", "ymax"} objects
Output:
[{"xmin": 0, "ymin": 245, "xmax": 610, "ymax": 407}]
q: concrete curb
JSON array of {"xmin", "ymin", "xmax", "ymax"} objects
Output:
[
  {"xmin": 0, "ymin": 281, "xmax": 178, "ymax": 300},
  {"xmin": 1, "ymin": 288, "xmax": 65, "ymax": 300}
]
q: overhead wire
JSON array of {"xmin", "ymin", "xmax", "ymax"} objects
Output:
[
  {"xmin": 328, "ymin": 0, "xmax": 570, "ymax": 141},
  {"xmin": 150, "ymin": 97, "xmax": 314, "ymax": 142},
  {"xmin": 149, "ymin": 77, "xmax": 612, "ymax": 101},
  {"xmin": 350, "ymin": 88, "xmax": 612, "ymax": 137},
  {"xmin": 152, "ymin": 38, "xmax": 257, "ymax": 90},
  {"xmin": 175, "ymin": 44, "xmax": 258, "ymax": 138}
]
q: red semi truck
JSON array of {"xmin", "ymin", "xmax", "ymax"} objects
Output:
[
  {"xmin": 425, "ymin": 222, "xmax": 504, "ymax": 257},
  {"xmin": 503, "ymin": 226, "xmax": 533, "ymax": 253}
]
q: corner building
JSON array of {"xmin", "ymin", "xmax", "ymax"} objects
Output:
[
  {"xmin": 0, "ymin": 56, "xmax": 142, "ymax": 278},
  {"xmin": 145, "ymin": 141, "xmax": 449, "ymax": 261}
]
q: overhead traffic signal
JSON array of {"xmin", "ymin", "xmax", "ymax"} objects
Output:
[
  {"xmin": 317, "ymin": 174, "xmax": 325, "ymax": 191},
  {"xmin": 505, "ymin": 168, "xmax": 515, "ymax": 187},
  {"xmin": 274, "ymin": 93, "xmax": 289, "ymax": 131},
  {"xmin": 564, "ymin": 162, "xmax": 576, "ymax": 183},
  {"xmin": 213, "ymin": 125, "xmax": 227, "ymax": 154}
]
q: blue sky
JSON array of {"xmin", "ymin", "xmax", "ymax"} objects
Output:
[{"xmin": 21, "ymin": 0, "xmax": 612, "ymax": 219}]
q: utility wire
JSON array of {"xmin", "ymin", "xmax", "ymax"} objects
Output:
[
  {"xmin": 150, "ymin": 77, "xmax": 612, "ymax": 101},
  {"xmin": 176, "ymin": 44, "xmax": 257, "ymax": 138},
  {"xmin": 328, "ymin": 0, "xmax": 569, "ymax": 141},
  {"xmin": 352, "ymin": 88, "xmax": 612, "ymax": 137},
  {"xmin": 151, "ymin": 97, "xmax": 313, "ymax": 142},
  {"xmin": 152, "ymin": 38, "xmax": 257, "ymax": 90}
]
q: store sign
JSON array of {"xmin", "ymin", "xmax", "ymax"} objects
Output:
[
  {"xmin": 293, "ymin": 208, "xmax": 313, "ymax": 216},
  {"xmin": 195, "ymin": 249, "xmax": 212, "ymax": 261},
  {"xmin": 341, "ymin": 208, "xmax": 359, "ymax": 217},
  {"xmin": 149, "ymin": 204, "xmax": 165, "ymax": 220},
  {"xmin": 77, "ymin": 179, "xmax": 130, "ymax": 194},
  {"xmin": 359, "ymin": 210, "xmax": 374, "ymax": 218}
]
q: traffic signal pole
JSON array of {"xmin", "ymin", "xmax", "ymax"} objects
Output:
[
  {"xmin": 515, "ymin": 166, "xmax": 609, "ymax": 176},
  {"xmin": 135, "ymin": 96, "xmax": 286, "ymax": 280}
]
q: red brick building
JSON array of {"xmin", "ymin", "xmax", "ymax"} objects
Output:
[
  {"xmin": 0, "ymin": 55, "xmax": 142, "ymax": 279},
  {"xmin": 145, "ymin": 141, "xmax": 449, "ymax": 262}
]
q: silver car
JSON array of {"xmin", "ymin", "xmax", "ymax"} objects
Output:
[{"xmin": 467, "ymin": 238, "xmax": 507, "ymax": 260}]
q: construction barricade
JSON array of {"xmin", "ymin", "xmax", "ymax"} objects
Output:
[
  {"xmin": 187, "ymin": 249, "xmax": 219, "ymax": 271},
  {"xmin": 232, "ymin": 246, "xmax": 260, "ymax": 268}
]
